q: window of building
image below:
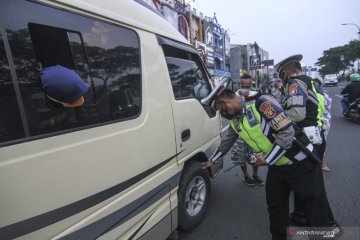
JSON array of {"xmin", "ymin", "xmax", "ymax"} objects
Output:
[{"xmin": 0, "ymin": 0, "xmax": 141, "ymax": 143}]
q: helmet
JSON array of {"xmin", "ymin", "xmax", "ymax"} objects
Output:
[{"xmin": 350, "ymin": 73, "xmax": 360, "ymax": 82}]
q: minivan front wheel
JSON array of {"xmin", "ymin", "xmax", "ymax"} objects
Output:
[{"xmin": 178, "ymin": 161, "xmax": 211, "ymax": 231}]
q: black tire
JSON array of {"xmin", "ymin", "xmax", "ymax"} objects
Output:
[{"xmin": 178, "ymin": 161, "xmax": 211, "ymax": 231}]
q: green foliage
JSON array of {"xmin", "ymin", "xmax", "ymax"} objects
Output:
[
  {"xmin": 261, "ymin": 74, "xmax": 270, "ymax": 84},
  {"xmin": 316, "ymin": 40, "xmax": 360, "ymax": 79},
  {"xmin": 348, "ymin": 40, "xmax": 360, "ymax": 63}
]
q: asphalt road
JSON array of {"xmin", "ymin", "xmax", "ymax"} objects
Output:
[{"xmin": 179, "ymin": 83, "xmax": 360, "ymax": 240}]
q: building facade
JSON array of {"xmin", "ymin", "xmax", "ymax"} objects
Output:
[
  {"xmin": 155, "ymin": 0, "xmax": 231, "ymax": 85},
  {"xmin": 230, "ymin": 43, "xmax": 270, "ymax": 88}
]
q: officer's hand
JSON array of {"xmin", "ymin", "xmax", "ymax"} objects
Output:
[
  {"xmin": 202, "ymin": 160, "xmax": 213, "ymax": 169},
  {"xmin": 255, "ymin": 153, "xmax": 268, "ymax": 166}
]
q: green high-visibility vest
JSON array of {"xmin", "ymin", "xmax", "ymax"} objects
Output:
[
  {"xmin": 311, "ymin": 81, "xmax": 325, "ymax": 127},
  {"xmin": 230, "ymin": 101, "xmax": 290, "ymax": 166}
]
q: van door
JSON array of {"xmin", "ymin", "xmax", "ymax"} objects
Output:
[
  {"xmin": 0, "ymin": 1, "xmax": 178, "ymax": 239},
  {"xmin": 159, "ymin": 38, "xmax": 221, "ymax": 164}
]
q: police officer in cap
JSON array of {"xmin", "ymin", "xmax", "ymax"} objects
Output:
[
  {"xmin": 202, "ymin": 80, "xmax": 331, "ymax": 240},
  {"xmin": 274, "ymin": 55, "xmax": 338, "ymax": 228}
]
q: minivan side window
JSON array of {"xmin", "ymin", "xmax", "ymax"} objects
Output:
[
  {"xmin": 28, "ymin": 23, "xmax": 98, "ymax": 105},
  {"xmin": 0, "ymin": 0, "xmax": 141, "ymax": 145},
  {"xmin": 163, "ymin": 46, "xmax": 210, "ymax": 101},
  {"xmin": 162, "ymin": 45, "xmax": 215, "ymax": 117}
]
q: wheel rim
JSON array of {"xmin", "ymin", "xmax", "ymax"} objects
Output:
[{"xmin": 185, "ymin": 176, "xmax": 206, "ymax": 217}]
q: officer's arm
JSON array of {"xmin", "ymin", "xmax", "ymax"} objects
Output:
[
  {"xmin": 257, "ymin": 95, "xmax": 295, "ymax": 165},
  {"xmin": 284, "ymin": 79, "xmax": 308, "ymax": 123},
  {"xmin": 210, "ymin": 126, "xmax": 238, "ymax": 163}
]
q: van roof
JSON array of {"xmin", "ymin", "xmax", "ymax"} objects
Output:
[{"xmin": 52, "ymin": 0, "xmax": 189, "ymax": 44}]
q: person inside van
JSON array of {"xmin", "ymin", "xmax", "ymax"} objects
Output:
[{"xmin": 40, "ymin": 65, "xmax": 89, "ymax": 108}]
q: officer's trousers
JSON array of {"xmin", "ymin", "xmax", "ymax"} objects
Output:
[
  {"xmin": 294, "ymin": 134, "xmax": 335, "ymax": 223},
  {"xmin": 266, "ymin": 159, "xmax": 330, "ymax": 240}
]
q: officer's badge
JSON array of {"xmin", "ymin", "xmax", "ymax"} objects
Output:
[{"xmin": 259, "ymin": 101, "xmax": 277, "ymax": 119}]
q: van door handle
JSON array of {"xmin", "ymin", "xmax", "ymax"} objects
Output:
[{"xmin": 181, "ymin": 129, "xmax": 191, "ymax": 142}]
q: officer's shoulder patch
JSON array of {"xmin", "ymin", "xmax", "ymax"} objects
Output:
[
  {"xmin": 259, "ymin": 101, "xmax": 277, "ymax": 119},
  {"xmin": 289, "ymin": 83, "xmax": 298, "ymax": 96}
]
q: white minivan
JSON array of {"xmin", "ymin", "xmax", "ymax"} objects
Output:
[
  {"xmin": 0, "ymin": 0, "xmax": 224, "ymax": 239},
  {"xmin": 323, "ymin": 74, "xmax": 338, "ymax": 86}
]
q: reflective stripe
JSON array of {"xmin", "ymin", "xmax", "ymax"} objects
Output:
[
  {"xmin": 308, "ymin": 95, "xmax": 319, "ymax": 105},
  {"xmin": 266, "ymin": 145, "xmax": 281, "ymax": 164},
  {"xmin": 271, "ymin": 149, "xmax": 287, "ymax": 165},
  {"xmin": 308, "ymin": 89, "xmax": 317, "ymax": 99},
  {"xmin": 263, "ymin": 123, "xmax": 270, "ymax": 136},
  {"xmin": 261, "ymin": 117, "xmax": 266, "ymax": 131},
  {"xmin": 311, "ymin": 81, "xmax": 325, "ymax": 127}
]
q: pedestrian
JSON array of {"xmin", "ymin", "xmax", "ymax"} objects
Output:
[
  {"xmin": 231, "ymin": 74, "xmax": 264, "ymax": 186},
  {"xmin": 202, "ymin": 83, "xmax": 332, "ymax": 240},
  {"xmin": 274, "ymin": 55, "xmax": 338, "ymax": 229}
]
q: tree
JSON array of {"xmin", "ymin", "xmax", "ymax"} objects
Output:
[
  {"xmin": 316, "ymin": 40, "xmax": 360, "ymax": 79},
  {"xmin": 347, "ymin": 40, "xmax": 360, "ymax": 73},
  {"xmin": 316, "ymin": 45, "xmax": 351, "ymax": 80}
]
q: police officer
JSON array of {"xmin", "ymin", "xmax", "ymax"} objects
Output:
[
  {"xmin": 202, "ymin": 83, "xmax": 331, "ymax": 240},
  {"xmin": 274, "ymin": 55, "xmax": 337, "ymax": 227}
]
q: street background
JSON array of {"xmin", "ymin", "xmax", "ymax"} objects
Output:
[{"xmin": 180, "ymin": 83, "xmax": 360, "ymax": 240}]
